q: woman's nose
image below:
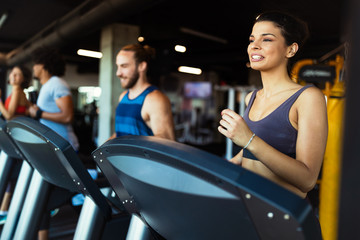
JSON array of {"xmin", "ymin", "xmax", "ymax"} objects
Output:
[{"xmin": 250, "ymin": 41, "xmax": 260, "ymax": 49}]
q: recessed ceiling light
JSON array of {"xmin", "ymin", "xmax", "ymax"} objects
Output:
[
  {"xmin": 77, "ymin": 49, "xmax": 103, "ymax": 59},
  {"xmin": 138, "ymin": 36, "xmax": 145, "ymax": 42},
  {"xmin": 178, "ymin": 66, "xmax": 202, "ymax": 75},
  {"xmin": 175, "ymin": 45, "xmax": 186, "ymax": 53}
]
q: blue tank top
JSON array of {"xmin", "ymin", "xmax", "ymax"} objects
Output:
[
  {"xmin": 243, "ymin": 85, "xmax": 313, "ymax": 160},
  {"xmin": 115, "ymin": 86, "xmax": 157, "ymax": 137}
]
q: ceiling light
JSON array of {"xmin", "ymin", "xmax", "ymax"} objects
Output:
[
  {"xmin": 77, "ymin": 49, "xmax": 103, "ymax": 59},
  {"xmin": 178, "ymin": 66, "xmax": 202, "ymax": 75},
  {"xmin": 138, "ymin": 36, "xmax": 145, "ymax": 42},
  {"xmin": 175, "ymin": 45, "xmax": 186, "ymax": 53}
]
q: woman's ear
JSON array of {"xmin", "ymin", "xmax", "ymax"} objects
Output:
[{"xmin": 286, "ymin": 43, "xmax": 299, "ymax": 58}]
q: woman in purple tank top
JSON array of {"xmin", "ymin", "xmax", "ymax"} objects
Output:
[{"xmin": 218, "ymin": 11, "xmax": 328, "ymax": 200}]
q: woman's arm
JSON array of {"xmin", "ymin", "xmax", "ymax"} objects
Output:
[
  {"xmin": 229, "ymin": 150, "xmax": 244, "ymax": 165},
  {"xmin": 0, "ymin": 87, "xmax": 22, "ymax": 120},
  {"xmin": 219, "ymin": 87, "xmax": 328, "ymax": 193}
]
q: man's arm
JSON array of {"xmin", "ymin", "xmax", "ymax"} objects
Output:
[
  {"xmin": 142, "ymin": 90, "xmax": 175, "ymax": 140},
  {"xmin": 29, "ymin": 95, "xmax": 74, "ymax": 124}
]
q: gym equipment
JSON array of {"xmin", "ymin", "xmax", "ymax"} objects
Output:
[
  {"xmin": 5, "ymin": 117, "xmax": 130, "ymax": 240},
  {"xmin": 292, "ymin": 54, "xmax": 346, "ymax": 240},
  {"xmin": 0, "ymin": 118, "xmax": 22, "ymax": 204},
  {"xmin": 318, "ymin": 56, "xmax": 345, "ymax": 240},
  {"xmin": 92, "ymin": 135, "xmax": 322, "ymax": 240},
  {"xmin": 0, "ymin": 118, "xmax": 34, "ymax": 240}
]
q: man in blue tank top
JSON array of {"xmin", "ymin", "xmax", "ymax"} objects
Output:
[{"xmin": 109, "ymin": 43, "xmax": 175, "ymax": 141}]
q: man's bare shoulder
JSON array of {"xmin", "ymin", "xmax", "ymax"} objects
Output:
[
  {"xmin": 146, "ymin": 89, "xmax": 170, "ymax": 102},
  {"xmin": 143, "ymin": 89, "xmax": 171, "ymax": 114}
]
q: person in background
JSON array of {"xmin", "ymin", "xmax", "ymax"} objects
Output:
[
  {"xmin": 108, "ymin": 43, "xmax": 175, "ymax": 141},
  {"xmin": 0, "ymin": 65, "xmax": 32, "ymax": 120},
  {"xmin": 29, "ymin": 47, "xmax": 79, "ymax": 151},
  {"xmin": 0, "ymin": 65, "xmax": 32, "ymax": 224},
  {"xmin": 28, "ymin": 46, "xmax": 79, "ymax": 240},
  {"xmin": 218, "ymin": 11, "xmax": 327, "ymax": 202}
]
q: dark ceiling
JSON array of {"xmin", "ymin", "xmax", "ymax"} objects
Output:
[{"xmin": 0, "ymin": 0, "xmax": 349, "ymax": 85}]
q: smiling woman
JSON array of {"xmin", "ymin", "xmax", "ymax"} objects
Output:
[
  {"xmin": 218, "ymin": 10, "xmax": 327, "ymax": 203},
  {"xmin": 218, "ymin": 12, "xmax": 327, "ymax": 237},
  {"xmin": 248, "ymin": 12, "xmax": 309, "ymax": 75}
]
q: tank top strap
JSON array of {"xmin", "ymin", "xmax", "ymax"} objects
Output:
[
  {"xmin": 280, "ymin": 84, "xmax": 314, "ymax": 112},
  {"xmin": 136, "ymin": 85, "xmax": 157, "ymax": 103},
  {"xmin": 248, "ymin": 90, "xmax": 258, "ymax": 108},
  {"xmin": 244, "ymin": 89, "xmax": 258, "ymax": 118},
  {"xmin": 143, "ymin": 85, "xmax": 158, "ymax": 94},
  {"xmin": 123, "ymin": 90, "xmax": 130, "ymax": 99},
  {"xmin": 124, "ymin": 85, "xmax": 158, "ymax": 104}
]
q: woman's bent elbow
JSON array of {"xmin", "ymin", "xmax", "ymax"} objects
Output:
[{"xmin": 301, "ymin": 180, "xmax": 318, "ymax": 193}]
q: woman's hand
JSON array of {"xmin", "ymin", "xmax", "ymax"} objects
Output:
[{"xmin": 218, "ymin": 109, "xmax": 253, "ymax": 147}]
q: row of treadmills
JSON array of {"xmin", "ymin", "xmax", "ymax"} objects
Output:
[{"xmin": 0, "ymin": 116, "xmax": 322, "ymax": 239}]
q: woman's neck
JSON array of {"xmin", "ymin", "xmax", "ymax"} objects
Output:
[{"xmin": 259, "ymin": 70, "xmax": 297, "ymax": 98}]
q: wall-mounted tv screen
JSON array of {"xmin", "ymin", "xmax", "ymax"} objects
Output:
[{"xmin": 184, "ymin": 82, "xmax": 212, "ymax": 99}]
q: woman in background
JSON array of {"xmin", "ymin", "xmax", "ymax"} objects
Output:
[
  {"xmin": 0, "ymin": 65, "xmax": 32, "ymax": 224},
  {"xmin": 0, "ymin": 65, "xmax": 32, "ymax": 120}
]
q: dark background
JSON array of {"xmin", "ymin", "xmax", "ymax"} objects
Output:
[{"xmin": 0, "ymin": 0, "xmax": 349, "ymax": 86}]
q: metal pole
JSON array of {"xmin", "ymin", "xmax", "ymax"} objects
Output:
[
  {"xmin": 225, "ymin": 88, "xmax": 235, "ymax": 160},
  {"xmin": 0, "ymin": 161, "xmax": 33, "ymax": 240},
  {"xmin": 12, "ymin": 170, "xmax": 50, "ymax": 240}
]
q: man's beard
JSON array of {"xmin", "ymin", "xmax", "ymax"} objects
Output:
[{"xmin": 123, "ymin": 70, "xmax": 139, "ymax": 89}]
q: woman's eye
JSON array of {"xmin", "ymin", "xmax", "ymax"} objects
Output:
[
  {"xmin": 249, "ymin": 39, "xmax": 254, "ymax": 43},
  {"xmin": 263, "ymin": 38, "xmax": 272, "ymax": 42}
]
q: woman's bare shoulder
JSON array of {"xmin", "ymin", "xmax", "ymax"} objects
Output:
[
  {"xmin": 297, "ymin": 85, "xmax": 327, "ymax": 112},
  {"xmin": 301, "ymin": 85, "xmax": 326, "ymax": 100}
]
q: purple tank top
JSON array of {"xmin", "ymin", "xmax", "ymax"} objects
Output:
[{"xmin": 243, "ymin": 85, "xmax": 313, "ymax": 160}]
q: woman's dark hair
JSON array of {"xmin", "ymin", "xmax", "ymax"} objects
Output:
[
  {"xmin": 15, "ymin": 65, "xmax": 32, "ymax": 89},
  {"xmin": 255, "ymin": 11, "xmax": 309, "ymax": 48},
  {"xmin": 32, "ymin": 47, "xmax": 66, "ymax": 76},
  {"xmin": 254, "ymin": 11, "xmax": 310, "ymax": 73}
]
